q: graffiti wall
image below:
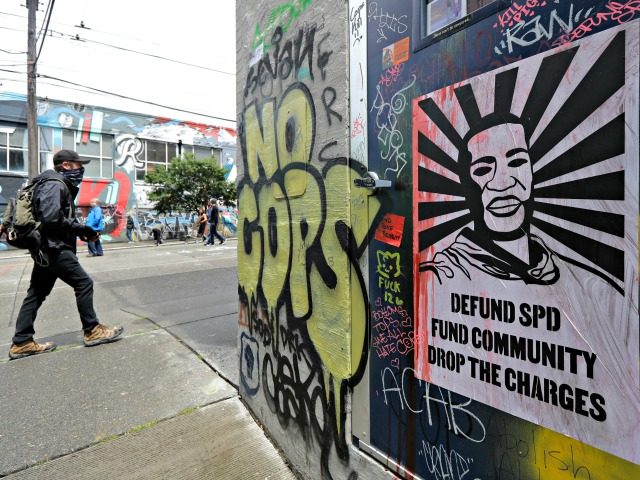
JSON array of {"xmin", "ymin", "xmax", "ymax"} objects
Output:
[
  {"xmin": 0, "ymin": 93, "xmax": 236, "ymax": 245},
  {"xmin": 363, "ymin": 1, "xmax": 639, "ymax": 479},
  {"xmin": 237, "ymin": 0, "xmax": 393, "ymax": 478},
  {"xmin": 237, "ymin": 1, "xmax": 639, "ymax": 479}
]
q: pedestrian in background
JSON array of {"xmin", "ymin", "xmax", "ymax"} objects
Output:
[
  {"xmin": 196, "ymin": 207, "xmax": 207, "ymax": 243},
  {"xmin": 126, "ymin": 213, "xmax": 135, "ymax": 243},
  {"xmin": 8, "ymin": 150, "xmax": 123, "ymax": 360},
  {"xmin": 205, "ymin": 199, "xmax": 225, "ymax": 246},
  {"xmin": 86, "ymin": 198, "xmax": 104, "ymax": 257},
  {"xmin": 151, "ymin": 222, "xmax": 164, "ymax": 246}
]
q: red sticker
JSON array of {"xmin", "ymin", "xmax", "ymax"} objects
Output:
[{"xmin": 374, "ymin": 213, "xmax": 405, "ymax": 247}]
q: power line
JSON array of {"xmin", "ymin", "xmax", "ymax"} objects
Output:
[
  {"xmin": 35, "ymin": 0, "xmax": 55, "ymax": 63},
  {"xmin": 31, "ymin": 71, "xmax": 235, "ymax": 123},
  {"xmin": 0, "ymin": 10, "xmax": 163, "ymax": 45},
  {"xmin": 35, "ymin": 1, "xmax": 52, "ymax": 41},
  {"xmin": 69, "ymin": 34, "xmax": 234, "ymax": 75},
  {"xmin": 0, "ymin": 17, "xmax": 234, "ymax": 74},
  {"xmin": 0, "ymin": 25, "xmax": 25, "ymax": 33},
  {"xmin": 0, "ymin": 48, "xmax": 27, "ymax": 54},
  {"xmin": 0, "ymin": 67, "xmax": 235, "ymax": 122},
  {"xmin": 0, "ymin": 68, "xmax": 27, "ymax": 75}
]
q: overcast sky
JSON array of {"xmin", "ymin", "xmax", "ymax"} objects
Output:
[{"xmin": 0, "ymin": 0, "xmax": 236, "ymax": 128}]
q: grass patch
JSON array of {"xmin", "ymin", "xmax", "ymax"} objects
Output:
[
  {"xmin": 98, "ymin": 433, "xmax": 119, "ymax": 445},
  {"xmin": 178, "ymin": 406, "xmax": 198, "ymax": 417},
  {"xmin": 129, "ymin": 419, "xmax": 159, "ymax": 434}
]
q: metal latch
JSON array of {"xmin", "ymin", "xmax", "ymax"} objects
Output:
[{"xmin": 353, "ymin": 171, "xmax": 392, "ymax": 191}]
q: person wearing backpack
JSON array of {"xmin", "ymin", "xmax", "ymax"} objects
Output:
[
  {"xmin": 8, "ymin": 149, "xmax": 124, "ymax": 360},
  {"xmin": 85, "ymin": 198, "xmax": 104, "ymax": 257}
]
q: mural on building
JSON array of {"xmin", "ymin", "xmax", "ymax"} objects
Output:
[{"xmin": 0, "ymin": 94, "xmax": 237, "ymax": 247}]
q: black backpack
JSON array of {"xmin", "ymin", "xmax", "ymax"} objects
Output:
[{"xmin": 2, "ymin": 178, "xmax": 70, "ymax": 263}]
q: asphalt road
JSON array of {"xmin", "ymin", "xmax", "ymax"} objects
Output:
[{"xmin": 0, "ymin": 240, "xmax": 239, "ymax": 385}]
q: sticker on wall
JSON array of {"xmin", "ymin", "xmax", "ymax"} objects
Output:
[
  {"xmin": 412, "ymin": 23, "xmax": 639, "ymax": 464},
  {"xmin": 381, "ymin": 37, "xmax": 410, "ymax": 70},
  {"xmin": 375, "ymin": 213, "xmax": 405, "ymax": 247}
]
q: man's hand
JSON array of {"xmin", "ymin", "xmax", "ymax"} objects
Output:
[{"xmin": 78, "ymin": 225, "xmax": 98, "ymax": 242}]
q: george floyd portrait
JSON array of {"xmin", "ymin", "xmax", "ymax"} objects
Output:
[
  {"xmin": 411, "ymin": 24, "xmax": 638, "ymax": 463},
  {"xmin": 414, "ymin": 27, "xmax": 634, "ymax": 295},
  {"xmin": 420, "ymin": 113, "xmax": 559, "ymax": 286}
]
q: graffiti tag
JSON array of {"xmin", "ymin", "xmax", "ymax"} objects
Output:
[{"xmin": 370, "ymin": 75, "xmax": 416, "ymax": 180}]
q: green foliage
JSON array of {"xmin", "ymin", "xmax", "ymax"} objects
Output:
[{"xmin": 145, "ymin": 153, "xmax": 236, "ymax": 213}]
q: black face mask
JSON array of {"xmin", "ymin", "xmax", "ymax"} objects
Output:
[{"xmin": 60, "ymin": 166, "xmax": 85, "ymax": 187}]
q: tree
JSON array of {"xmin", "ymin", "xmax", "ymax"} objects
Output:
[{"xmin": 145, "ymin": 153, "xmax": 236, "ymax": 214}]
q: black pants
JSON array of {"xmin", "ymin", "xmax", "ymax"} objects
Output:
[
  {"xmin": 206, "ymin": 222, "xmax": 225, "ymax": 244},
  {"xmin": 13, "ymin": 249, "xmax": 100, "ymax": 344}
]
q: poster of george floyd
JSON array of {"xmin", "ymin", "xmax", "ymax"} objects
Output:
[{"xmin": 412, "ymin": 22, "xmax": 639, "ymax": 464}]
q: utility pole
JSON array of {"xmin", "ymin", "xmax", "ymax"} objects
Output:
[{"xmin": 26, "ymin": 0, "xmax": 39, "ymax": 180}]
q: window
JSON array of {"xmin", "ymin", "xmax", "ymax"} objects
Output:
[
  {"xmin": 56, "ymin": 128, "xmax": 114, "ymax": 178},
  {"xmin": 193, "ymin": 146, "xmax": 212, "ymax": 160},
  {"xmin": 414, "ymin": 0, "xmax": 503, "ymax": 51},
  {"xmin": 0, "ymin": 124, "xmax": 28, "ymax": 173},
  {"xmin": 180, "ymin": 145, "xmax": 221, "ymax": 163},
  {"xmin": 39, "ymin": 127, "xmax": 54, "ymax": 172},
  {"xmin": 60, "ymin": 130, "xmax": 114, "ymax": 179},
  {"xmin": 136, "ymin": 140, "xmax": 174, "ymax": 183},
  {"xmin": 134, "ymin": 141, "xmax": 220, "ymax": 182},
  {"xmin": 211, "ymin": 148, "xmax": 222, "ymax": 165},
  {"xmin": 168, "ymin": 143, "xmax": 178, "ymax": 160},
  {"xmin": 146, "ymin": 140, "xmax": 166, "ymax": 163}
]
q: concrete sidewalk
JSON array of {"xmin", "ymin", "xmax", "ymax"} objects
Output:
[
  {"xmin": 3, "ymin": 397, "xmax": 296, "ymax": 480},
  {"xmin": 0, "ymin": 240, "xmax": 297, "ymax": 479},
  {"xmin": 0, "ymin": 331, "xmax": 295, "ymax": 479}
]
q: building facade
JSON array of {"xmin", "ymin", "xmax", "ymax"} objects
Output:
[
  {"xmin": 0, "ymin": 92, "xmax": 237, "ymax": 246},
  {"xmin": 237, "ymin": 1, "xmax": 639, "ymax": 479}
]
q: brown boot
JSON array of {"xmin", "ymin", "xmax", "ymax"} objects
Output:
[
  {"xmin": 9, "ymin": 339, "xmax": 56, "ymax": 360},
  {"xmin": 83, "ymin": 324, "xmax": 124, "ymax": 347}
]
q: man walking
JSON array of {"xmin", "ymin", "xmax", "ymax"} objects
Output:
[
  {"xmin": 86, "ymin": 198, "xmax": 104, "ymax": 256},
  {"xmin": 205, "ymin": 198, "xmax": 225, "ymax": 246},
  {"xmin": 8, "ymin": 150, "xmax": 123, "ymax": 360}
]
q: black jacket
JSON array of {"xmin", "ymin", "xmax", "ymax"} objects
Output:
[
  {"xmin": 207, "ymin": 205, "xmax": 219, "ymax": 223},
  {"xmin": 32, "ymin": 169, "xmax": 83, "ymax": 252}
]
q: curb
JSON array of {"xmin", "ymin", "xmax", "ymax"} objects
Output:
[{"xmin": 0, "ymin": 237, "xmax": 236, "ymax": 261}]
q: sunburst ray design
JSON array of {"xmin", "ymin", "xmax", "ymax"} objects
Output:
[{"xmin": 413, "ymin": 28, "xmax": 629, "ymax": 294}]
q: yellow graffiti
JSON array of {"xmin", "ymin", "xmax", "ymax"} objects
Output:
[
  {"xmin": 276, "ymin": 87, "xmax": 313, "ymax": 197},
  {"xmin": 521, "ymin": 425, "xmax": 640, "ymax": 479},
  {"xmin": 258, "ymin": 182, "xmax": 290, "ymax": 316},
  {"xmin": 306, "ymin": 163, "xmax": 380, "ymax": 431},
  {"xmin": 239, "ymin": 83, "xmax": 381, "ymax": 436},
  {"xmin": 377, "ymin": 251, "xmax": 402, "ymax": 279},
  {"xmin": 244, "ymin": 100, "xmax": 278, "ymax": 183},
  {"xmin": 286, "ymin": 168, "xmax": 322, "ymax": 319}
]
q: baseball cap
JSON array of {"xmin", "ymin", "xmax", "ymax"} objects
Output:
[{"xmin": 52, "ymin": 149, "xmax": 90, "ymax": 165}]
